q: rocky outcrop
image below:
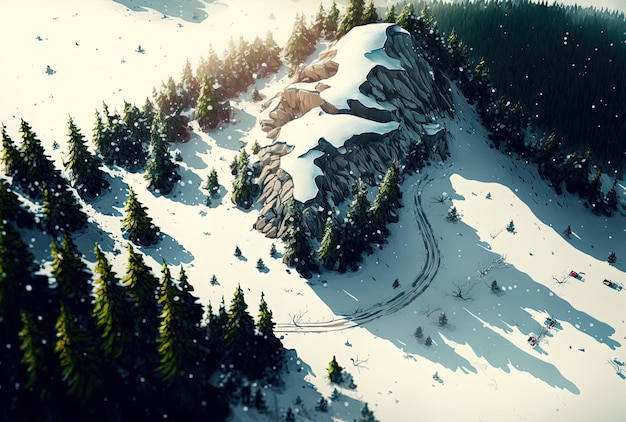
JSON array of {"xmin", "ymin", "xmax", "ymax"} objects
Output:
[{"xmin": 254, "ymin": 23, "xmax": 453, "ymax": 239}]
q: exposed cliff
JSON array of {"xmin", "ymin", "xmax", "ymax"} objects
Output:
[{"xmin": 254, "ymin": 23, "xmax": 453, "ymax": 239}]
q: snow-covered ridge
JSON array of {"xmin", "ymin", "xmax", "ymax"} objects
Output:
[
  {"xmin": 278, "ymin": 24, "xmax": 404, "ymax": 203},
  {"xmin": 254, "ymin": 23, "xmax": 452, "ymax": 238}
]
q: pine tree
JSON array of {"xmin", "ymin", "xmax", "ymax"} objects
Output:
[
  {"xmin": 92, "ymin": 245, "xmax": 133, "ymax": 359},
  {"xmin": 19, "ymin": 309, "xmax": 54, "ymax": 396},
  {"xmin": 121, "ymin": 101, "xmax": 151, "ymax": 149},
  {"xmin": 145, "ymin": 112, "xmax": 181, "ymax": 195},
  {"xmin": 438, "ymin": 312, "xmax": 448, "ymax": 327},
  {"xmin": 270, "ymin": 243, "xmax": 277, "ymax": 257},
  {"xmin": 337, "ymin": 0, "xmax": 365, "ymax": 37},
  {"xmin": 324, "ymin": 1, "xmax": 340, "ymax": 39},
  {"xmin": 100, "ymin": 103, "xmax": 147, "ymax": 169},
  {"xmin": 205, "ymin": 297, "xmax": 228, "ymax": 356},
  {"xmin": 0, "ymin": 179, "xmax": 34, "ymax": 228},
  {"xmin": 51, "ymin": 234, "xmax": 94, "ymax": 320},
  {"xmin": 0, "ymin": 219, "xmax": 48, "ymax": 404},
  {"xmin": 180, "ymin": 59, "xmax": 200, "ymax": 109},
  {"xmin": 327, "ymin": 355, "xmax": 343, "ymax": 384},
  {"xmin": 65, "ymin": 116, "xmax": 109, "ymax": 199},
  {"xmin": 359, "ymin": 402, "xmax": 379, "ymax": 422},
  {"xmin": 284, "ymin": 14, "xmax": 316, "ymax": 75},
  {"xmin": 285, "ymin": 407, "xmax": 295, "ymax": 422},
  {"xmin": 196, "ymin": 76, "xmax": 224, "ymax": 131},
  {"xmin": 16, "ymin": 119, "xmax": 62, "ymax": 199},
  {"xmin": 362, "ymin": 0, "xmax": 378, "ymax": 25},
  {"xmin": 41, "ymin": 183, "xmax": 88, "ymax": 235},
  {"xmin": 318, "ymin": 216, "xmax": 344, "ymax": 272},
  {"xmin": 369, "ymin": 162, "xmax": 401, "ymax": 243},
  {"xmin": 446, "ymin": 206, "xmax": 459, "ymax": 222},
  {"xmin": 425, "ymin": 335, "xmax": 433, "ymax": 346},
  {"xmin": 121, "ymin": 244, "xmax": 160, "ymax": 371},
  {"xmin": 91, "ymin": 110, "xmax": 112, "ymax": 163},
  {"xmin": 157, "ymin": 262, "xmax": 190, "ymax": 381},
  {"xmin": 608, "ymin": 252, "xmax": 617, "ymax": 264},
  {"xmin": 491, "ymin": 280, "xmax": 499, "ymax": 292},
  {"xmin": 506, "ymin": 220, "xmax": 515, "ymax": 233},
  {"xmin": 203, "ymin": 167, "xmax": 220, "ymax": 196},
  {"xmin": 122, "ymin": 187, "xmax": 160, "ymax": 246},
  {"xmin": 231, "ymin": 148, "xmax": 257, "ymax": 209},
  {"xmin": 312, "ymin": 3, "xmax": 326, "ymax": 39},
  {"xmin": 54, "ymin": 302, "xmax": 102, "ymax": 398},
  {"xmin": 343, "ymin": 179, "xmax": 371, "ymax": 269},
  {"xmin": 563, "ymin": 225, "xmax": 572, "ymax": 238},
  {"xmin": 1, "ymin": 124, "xmax": 24, "ymax": 178},
  {"xmin": 224, "ymin": 285, "xmax": 257, "ymax": 373},
  {"xmin": 282, "ymin": 200, "xmax": 317, "ymax": 278},
  {"xmin": 256, "ymin": 258, "xmax": 265, "ymax": 270},
  {"xmin": 256, "ymin": 293, "xmax": 283, "ymax": 374},
  {"xmin": 177, "ymin": 265, "xmax": 206, "ymax": 367},
  {"xmin": 234, "ymin": 245, "xmax": 242, "ymax": 257},
  {"xmin": 315, "ymin": 397, "xmax": 329, "ymax": 412},
  {"xmin": 396, "ymin": 3, "xmax": 416, "ymax": 29},
  {"xmin": 414, "ymin": 326, "xmax": 423, "ymax": 339},
  {"xmin": 383, "ymin": 5, "xmax": 397, "ymax": 23}
]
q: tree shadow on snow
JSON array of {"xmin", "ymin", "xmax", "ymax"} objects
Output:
[
  {"xmin": 211, "ymin": 108, "xmax": 257, "ymax": 151},
  {"xmin": 163, "ymin": 167, "xmax": 204, "ymax": 206},
  {"xmin": 88, "ymin": 172, "xmax": 130, "ymax": 217},
  {"xmin": 175, "ymin": 130, "xmax": 211, "ymax": 171},
  {"xmin": 267, "ymin": 349, "xmax": 370, "ymax": 422},
  {"xmin": 113, "ymin": 0, "xmax": 210, "ymax": 23},
  {"xmin": 141, "ymin": 232, "xmax": 194, "ymax": 265}
]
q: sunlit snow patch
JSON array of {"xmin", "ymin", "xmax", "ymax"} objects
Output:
[
  {"xmin": 279, "ymin": 108, "xmax": 399, "ymax": 202},
  {"xmin": 277, "ymin": 24, "xmax": 406, "ymax": 202}
]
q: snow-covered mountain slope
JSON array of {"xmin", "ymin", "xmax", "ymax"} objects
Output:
[{"xmin": 2, "ymin": 1, "xmax": 626, "ymax": 421}]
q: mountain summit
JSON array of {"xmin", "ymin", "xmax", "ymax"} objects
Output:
[{"xmin": 255, "ymin": 23, "xmax": 453, "ymax": 239}]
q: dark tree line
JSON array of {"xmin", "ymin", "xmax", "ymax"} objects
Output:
[
  {"xmin": 405, "ymin": 0, "xmax": 625, "ymax": 171},
  {"xmin": 2, "ymin": 121, "xmax": 88, "ymax": 235},
  {"xmin": 0, "ymin": 222, "xmax": 284, "ymax": 420},
  {"xmin": 388, "ymin": 1, "xmax": 622, "ymax": 215}
]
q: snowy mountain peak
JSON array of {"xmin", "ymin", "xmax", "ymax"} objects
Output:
[{"xmin": 255, "ymin": 23, "xmax": 453, "ymax": 239}]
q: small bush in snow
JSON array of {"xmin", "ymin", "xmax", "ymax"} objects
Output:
[
  {"xmin": 425, "ymin": 336, "xmax": 433, "ymax": 346},
  {"xmin": 392, "ymin": 278, "xmax": 400, "ymax": 289},
  {"xmin": 256, "ymin": 258, "xmax": 265, "ymax": 270},
  {"xmin": 315, "ymin": 397, "xmax": 329, "ymax": 412},
  {"xmin": 438, "ymin": 312, "xmax": 448, "ymax": 327},
  {"xmin": 414, "ymin": 326, "xmax": 423, "ymax": 339},
  {"xmin": 446, "ymin": 206, "xmax": 459, "ymax": 222},
  {"xmin": 234, "ymin": 246, "xmax": 242, "ymax": 257},
  {"xmin": 608, "ymin": 251, "xmax": 617, "ymax": 264},
  {"xmin": 563, "ymin": 225, "xmax": 572, "ymax": 238},
  {"xmin": 506, "ymin": 220, "xmax": 515, "ymax": 233},
  {"xmin": 490, "ymin": 280, "xmax": 499, "ymax": 292}
]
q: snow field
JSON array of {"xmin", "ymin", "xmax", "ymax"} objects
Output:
[{"xmin": 2, "ymin": 1, "xmax": 626, "ymax": 421}]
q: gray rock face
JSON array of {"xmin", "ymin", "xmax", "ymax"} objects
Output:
[{"xmin": 254, "ymin": 23, "xmax": 453, "ymax": 239}]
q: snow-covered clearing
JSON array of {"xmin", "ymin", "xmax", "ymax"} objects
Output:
[{"xmin": 2, "ymin": 1, "xmax": 626, "ymax": 421}]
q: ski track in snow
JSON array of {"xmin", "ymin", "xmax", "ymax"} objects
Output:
[{"xmin": 275, "ymin": 177, "xmax": 441, "ymax": 333}]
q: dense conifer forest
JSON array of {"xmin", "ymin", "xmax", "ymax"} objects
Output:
[
  {"xmin": 408, "ymin": 0, "xmax": 626, "ymax": 170},
  {"xmin": 2, "ymin": 1, "xmax": 624, "ymax": 419}
]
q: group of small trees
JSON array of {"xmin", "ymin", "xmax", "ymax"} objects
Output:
[
  {"xmin": 316, "ymin": 164, "xmax": 402, "ymax": 274},
  {"xmin": 2, "ymin": 120, "xmax": 89, "ymax": 235},
  {"xmin": 402, "ymin": 2, "xmax": 622, "ymax": 215},
  {"xmin": 0, "ymin": 219, "xmax": 283, "ymax": 419},
  {"xmin": 230, "ymin": 148, "xmax": 258, "ymax": 209},
  {"xmin": 280, "ymin": 163, "xmax": 402, "ymax": 277}
]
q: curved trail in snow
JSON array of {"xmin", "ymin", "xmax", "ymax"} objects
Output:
[{"xmin": 275, "ymin": 181, "xmax": 440, "ymax": 333}]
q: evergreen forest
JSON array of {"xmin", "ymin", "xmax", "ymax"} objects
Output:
[{"xmin": 408, "ymin": 0, "xmax": 625, "ymax": 170}]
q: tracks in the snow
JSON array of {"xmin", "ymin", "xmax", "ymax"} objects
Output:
[{"xmin": 275, "ymin": 182, "xmax": 440, "ymax": 333}]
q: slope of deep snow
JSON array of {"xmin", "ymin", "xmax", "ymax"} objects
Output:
[{"xmin": 2, "ymin": 2, "xmax": 626, "ymax": 421}]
